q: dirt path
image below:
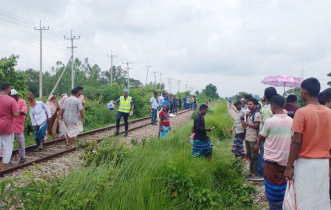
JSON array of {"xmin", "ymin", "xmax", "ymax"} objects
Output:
[{"xmin": 227, "ymin": 104, "xmax": 268, "ymax": 209}]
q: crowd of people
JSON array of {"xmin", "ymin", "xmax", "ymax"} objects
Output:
[
  {"xmin": 229, "ymin": 77, "xmax": 331, "ymax": 210},
  {"xmin": 0, "ymin": 83, "xmax": 86, "ymax": 170},
  {"xmin": 0, "ymin": 83, "xmax": 203, "ymax": 170}
]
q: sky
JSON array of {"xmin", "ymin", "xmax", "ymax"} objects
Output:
[{"xmin": 0, "ymin": 0, "xmax": 330, "ymax": 97}]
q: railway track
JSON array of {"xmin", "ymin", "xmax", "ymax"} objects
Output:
[
  {"xmin": 0, "ymin": 109, "xmax": 192, "ymax": 176},
  {"xmin": 229, "ymin": 103, "xmax": 238, "ymax": 113}
]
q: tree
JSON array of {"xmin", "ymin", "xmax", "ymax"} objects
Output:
[
  {"xmin": 0, "ymin": 54, "xmax": 28, "ymax": 93},
  {"xmin": 24, "ymin": 68, "xmax": 39, "ymax": 96},
  {"xmin": 231, "ymin": 92, "xmax": 252, "ymax": 102},
  {"xmin": 328, "ymin": 72, "xmax": 331, "ymax": 86},
  {"xmin": 285, "ymin": 88, "xmax": 305, "ymax": 107},
  {"xmin": 195, "ymin": 90, "xmax": 199, "ymax": 95},
  {"xmin": 202, "ymin": 84, "xmax": 219, "ymax": 99}
]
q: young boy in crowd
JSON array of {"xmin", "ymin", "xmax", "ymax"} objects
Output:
[{"xmin": 230, "ymin": 101, "xmax": 246, "ymax": 158}]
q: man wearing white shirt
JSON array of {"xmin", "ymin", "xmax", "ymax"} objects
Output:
[
  {"xmin": 150, "ymin": 92, "xmax": 159, "ymax": 125},
  {"xmin": 27, "ymin": 93, "xmax": 51, "ymax": 151}
]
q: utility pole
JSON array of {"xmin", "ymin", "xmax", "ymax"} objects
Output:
[
  {"xmin": 185, "ymin": 84, "xmax": 188, "ymax": 91},
  {"xmin": 177, "ymin": 80, "xmax": 181, "ymax": 93},
  {"xmin": 145, "ymin": 64, "xmax": 152, "ymax": 87},
  {"xmin": 107, "ymin": 51, "xmax": 117, "ymax": 84},
  {"xmin": 64, "ymin": 30, "xmax": 80, "ymax": 89},
  {"xmin": 168, "ymin": 78, "xmax": 171, "ymax": 93},
  {"xmin": 159, "ymin": 72, "xmax": 163, "ymax": 89},
  {"xmin": 301, "ymin": 67, "xmax": 305, "ymax": 79},
  {"xmin": 34, "ymin": 20, "xmax": 49, "ymax": 98},
  {"xmin": 170, "ymin": 78, "xmax": 173, "ymax": 94},
  {"xmin": 122, "ymin": 61, "xmax": 133, "ymax": 88},
  {"xmin": 151, "ymin": 70, "xmax": 158, "ymax": 87}
]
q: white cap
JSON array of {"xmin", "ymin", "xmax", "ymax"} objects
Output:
[{"xmin": 10, "ymin": 89, "xmax": 18, "ymax": 95}]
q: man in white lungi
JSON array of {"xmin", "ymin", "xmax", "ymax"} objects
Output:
[
  {"xmin": 0, "ymin": 82, "xmax": 19, "ymax": 170},
  {"xmin": 60, "ymin": 88, "xmax": 85, "ymax": 149},
  {"xmin": 285, "ymin": 78, "xmax": 331, "ymax": 210}
]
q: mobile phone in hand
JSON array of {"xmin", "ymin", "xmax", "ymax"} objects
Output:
[{"xmin": 210, "ymin": 127, "xmax": 215, "ymax": 130}]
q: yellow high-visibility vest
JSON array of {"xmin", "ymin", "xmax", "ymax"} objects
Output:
[
  {"xmin": 258, "ymin": 101, "xmax": 264, "ymax": 113},
  {"xmin": 119, "ymin": 96, "xmax": 132, "ymax": 113}
]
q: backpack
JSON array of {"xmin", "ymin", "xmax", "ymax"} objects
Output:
[{"xmin": 247, "ymin": 110, "xmax": 260, "ymax": 124}]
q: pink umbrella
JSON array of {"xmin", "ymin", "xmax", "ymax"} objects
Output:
[{"xmin": 261, "ymin": 75, "xmax": 303, "ymax": 94}]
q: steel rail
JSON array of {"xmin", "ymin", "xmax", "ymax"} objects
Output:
[
  {"xmin": 0, "ymin": 109, "xmax": 192, "ymax": 176},
  {"xmin": 12, "ymin": 109, "xmax": 187, "ymax": 155}
]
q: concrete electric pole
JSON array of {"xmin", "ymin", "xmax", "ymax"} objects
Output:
[
  {"xmin": 122, "ymin": 61, "xmax": 133, "ymax": 88},
  {"xmin": 151, "ymin": 70, "xmax": 158, "ymax": 87},
  {"xmin": 159, "ymin": 72, "xmax": 163, "ymax": 89},
  {"xmin": 34, "ymin": 20, "xmax": 49, "ymax": 98},
  {"xmin": 145, "ymin": 64, "xmax": 152, "ymax": 87},
  {"xmin": 64, "ymin": 30, "xmax": 80, "ymax": 89},
  {"xmin": 107, "ymin": 51, "xmax": 117, "ymax": 84},
  {"xmin": 177, "ymin": 80, "xmax": 181, "ymax": 93}
]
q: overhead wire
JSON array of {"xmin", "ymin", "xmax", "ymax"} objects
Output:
[{"xmin": 0, "ymin": 2, "xmax": 183, "ymax": 88}]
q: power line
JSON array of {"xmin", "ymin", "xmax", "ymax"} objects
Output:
[
  {"xmin": 64, "ymin": 30, "xmax": 80, "ymax": 89},
  {"xmin": 34, "ymin": 20, "xmax": 49, "ymax": 98}
]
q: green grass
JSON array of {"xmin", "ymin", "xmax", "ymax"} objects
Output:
[{"xmin": 2, "ymin": 102, "xmax": 259, "ymax": 210}]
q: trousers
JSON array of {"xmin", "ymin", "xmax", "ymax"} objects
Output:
[
  {"xmin": 116, "ymin": 111, "xmax": 129, "ymax": 132},
  {"xmin": 151, "ymin": 109, "xmax": 157, "ymax": 124},
  {"xmin": 245, "ymin": 140, "xmax": 258, "ymax": 175},
  {"xmin": 14, "ymin": 133, "xmax": 25, "ymax": 160}
]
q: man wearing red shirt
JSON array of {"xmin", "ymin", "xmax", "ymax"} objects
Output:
[
  {"xmin": 0, "ymin": 82, "xmax": 19, "ymax": 170},
  {"xmin": 10, "ymin": 89, "xmax": 27, "ymax": 164}
]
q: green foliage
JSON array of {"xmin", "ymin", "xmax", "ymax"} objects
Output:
[
  {"xmin": 79, "ymin": 139, "xmax": 128, "ymax": 167},
  {"xmin": 1, "ymin": 102, "xmax": 255, "ymax": 210},
  {"xmin": 201, "ymin": 84, "xmax": 219, "ymax": 99},
  {"xmin": 0, "ymin": 54, "xmax": 28, "ymax": 93},
  {"xmin": 231, "ymin": 91, "xmax": 253, "ymax": 103},
  {"xmin": 285, "ymin": 88, "xmax": 306, "ymax": 108}
]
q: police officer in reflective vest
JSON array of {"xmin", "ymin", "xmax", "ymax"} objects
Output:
[{"xmin": 112, "ymin": 89, "xmax": 134, "ymax": 137}]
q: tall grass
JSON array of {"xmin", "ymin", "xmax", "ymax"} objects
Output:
[{"xmin": 2, "ymin": 102, "xmax": 257, "ymax": 210}]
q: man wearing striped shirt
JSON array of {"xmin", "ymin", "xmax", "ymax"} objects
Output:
[{"xmin": 254, "ymin": 95, "xmax": 293, "ymax": 210}]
